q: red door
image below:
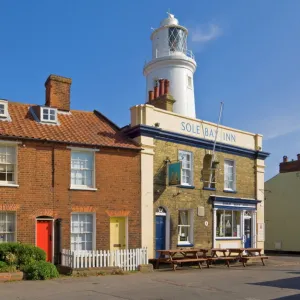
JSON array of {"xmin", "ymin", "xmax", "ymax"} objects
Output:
[{"xmin": 37, "ymin": 220, "xmax": 52, "ymax": 262}]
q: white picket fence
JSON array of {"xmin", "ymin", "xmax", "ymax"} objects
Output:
[{"xmin": 61, "ymin": 248, "xmax": 148, "ymax": 271}]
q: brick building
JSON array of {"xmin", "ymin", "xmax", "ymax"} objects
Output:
[
  {"xmin": 265, "ymin": 155, "xmax": 300, "ymax": 253},
  {"xmin": 125, "ymin": 13, "xmax": 269, "ymax": 259},
  {"xmin": 0, "ymin": 74, "xmax": 141, "ymax": 263}
]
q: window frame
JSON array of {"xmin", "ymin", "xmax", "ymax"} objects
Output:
[
  {"xmin": 40, "ymin": 107, "xmax": 58, "ymax": 123},
  {"xmin": 187, "ymin": 75, "xmax": 193, "ymax": 89},
  {"xmin": 0, "ymin": 143, "xmax": 18, "ymax": 186},
  {"xmin": 224, "ymin": 159, "xmax": 236, "ymax": 191},
  {"xmin": 0, "ymin": 101, "xmax": 8, "ymax": 118},
  {"xmin": 177, "ymin": 209, "xmax": 194, "ymax": 246},
  {"xmin": 70, "ymin": 212, "xmax": 96, "ymax": 252},
  {"xmin": 0, "ymin": 211, "xmax": 16, "ymax": 243},
  {"xmin": 216, "ymin": 209, "xmax": 242, "ymax": 239},
  {"xmin": 69, "ymin": 148, "xmax": 98, "ymax": 190},
  {"xmin": 178, "ymin": 150, "xmax": 193, "ymax": 186}
]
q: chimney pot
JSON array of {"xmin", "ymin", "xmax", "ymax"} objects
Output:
[
  {"xmin": 148, "ymin": 91, "xmax": 154, "ymax": 102},
  {"xmin": 159, "ymin": 79, "xmax": 165, "ymax": 96},
  {"xmin": 283, "ymin": 156, "xmax": 288, "ymax": 163},
  {"xmin": 164, "ymin": 80, "xmax": 170, "ymax": 94},
  {"xmin": 45, "ymin": 74, "xmax": 72, "ymax": 111}
]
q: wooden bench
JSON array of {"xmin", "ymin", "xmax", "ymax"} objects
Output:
[
  {"xmin": 171, "ymin": 258, "xmax": 209, "ymax": 271},
  {"xmin": 242, "ymin": 248, "xmax": 268, "ymax": 266},
  {"xmin": 241, "ymin": 255, "xmax": 268, "ymax": 266},
  {"xmin": 208, "ymin": 256, "xmax": 238, "ymax": 268}
]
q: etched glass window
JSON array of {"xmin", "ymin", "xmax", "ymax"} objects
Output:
[{"xmin": 169, "ymin": 27, "xmax": 187, "ymax": 53}]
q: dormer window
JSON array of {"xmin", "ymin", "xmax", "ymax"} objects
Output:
[
  {"xmin": 0, "ymin": 100, "xmax": 8, "ymax": 118},
  {"xmin": 40, "ymin": 107, "xmax": 57, "ymax": 123}
]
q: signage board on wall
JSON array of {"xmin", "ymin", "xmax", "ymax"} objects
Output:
[
  {"xmin": 167, "ymin": 162, "xmax": 181, "ymax": 186},
  {"xmin": 257, "ymin": 223, "xmax": 265, "ymax": 242}
]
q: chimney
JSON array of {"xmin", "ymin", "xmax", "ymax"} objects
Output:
[
  {"xmin": 297, "ymin": 154, "xmax": 300, "ymax": 161},
  {"xmin": 159, "ymin": 79, "xmax": 165, "ymax": 96},
  {"xmin": 283, "ymin": 156, "xmax": 288, "ymax": 163},
  {"xmin": 148, "ymin": 91, "xmax": 154, "ymax": 102},
  {"xmin": 154, "ymin": 82, "xmax": 159, "ymax": 98},
  {"xmin": 164, "ymin": 79, "xmax": 170, "ymax": 94},
  {"xmin": 45, "ymin": 74, "xmax": 72, "ymax": 111}
]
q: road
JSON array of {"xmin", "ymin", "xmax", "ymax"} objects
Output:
[{"xmin": 1, "ymin": 256, "xmax": 300, "ymax": 300}]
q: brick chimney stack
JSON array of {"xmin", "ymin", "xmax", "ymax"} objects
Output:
[
  {"xmin": 147, "ymin": 79, "xmax": 175, "ymax": 112},
  {"xmin": 45, "ymin": 74, "xmax": 72, "ymax": 111},
  {"xmin": 280, "ymin": 154, "xmax": 300, "ymax": 173}
]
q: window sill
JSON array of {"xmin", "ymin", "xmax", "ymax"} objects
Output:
[
  {"xmin": 0, "ymin": 183, "xmax": 19, "ymax": 188},
  {"xmin": 69, "ymin": 186, "xmax": 98, "ymax": 191},
  {"xmin": 177, "ymin": 243, "xmax": 194, "ymax": 247},
  {"xmin": 203, "ymin": 187, "xmax": 216, "ymax": 191},
  {"xmin": 223, "ymin": 189, "xmax": 237, "ymax": 194},
  {"xmin": 216, "ymin": 237, "xmax": 242, "ymax": 240},
  {"xmin": 177, "ymin": 185, "xmax": 195, "ymax": 189}
]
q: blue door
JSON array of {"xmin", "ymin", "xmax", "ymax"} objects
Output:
[
  {"xmin": 155, "ymin": 215, "xmax": 166, "ymax": 258},
  {"xmin": 244, "ymin": 219, "xmax": 252, "ymax": 248}
]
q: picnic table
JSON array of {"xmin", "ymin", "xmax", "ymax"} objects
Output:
[
  {"xmin": 156, "ymin": 248, "xmax": 209, "ymax": 271},
  {"xmin": 209, "ymin": 248, "xmax": 240, "ymax": 268},
  {"xmin": 243, "ymin": 248, "xmax": 268, "ymax": 266}
]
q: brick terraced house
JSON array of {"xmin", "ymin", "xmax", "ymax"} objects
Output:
[
  {"xmin": 0, "ymin": 74, "xmax": 141, "ymax": 263},
  {"xmin": 125, "ymin": 13, "xmax": 270, "ymax": 259}
]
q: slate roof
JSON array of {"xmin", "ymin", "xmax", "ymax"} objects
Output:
[{"xmin": 0, "ymin": 101, "xmax": 140, "ymax": 150}]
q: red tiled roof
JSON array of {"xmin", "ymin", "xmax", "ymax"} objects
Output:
[{"xmin": 0, "ymin": 102, "xmax": 140, "ymax": 150}]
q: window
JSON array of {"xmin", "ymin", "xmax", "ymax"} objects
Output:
[
  {"xmin": 178, "ymin": 150, "xmax": 193, "ymax": 186},
  {"xmin": 168, "ymin": 27, "xmax": 187, "ymax": 53},
  {"xmin": 71, "ymin": 213, "xmax": 94, "ymax": 251},
  {"xmin": 40, "ymin": 107, "xmax": 57, "ymax": 123},
  {"xmin": 187, "ymin": 76, "xmax": 192, "ymax": 89},
  {"xmin": 224, "ymin": 159, "xmax": 235, "ymax": 191},
  {"xmin": 0, "ymin": 101, "xmax": 8, "ymax": 118},
  {"xmin": 216, "ymin": 210, "xmax": 241, "ymax": 238},
  {"xmin": 0, "ymin": 212, "xmax": 16, "ymax": 243},
  {"xmin": 71, "ymin": 151, "xmax": 95, "ymax": 188},
  {"xmin": 0, "ymin": 145, "xmax": 16, "ymax": 184},
  {"xmin": 178, "ymin": 210, "xmax": 193, "ymax": 245}
]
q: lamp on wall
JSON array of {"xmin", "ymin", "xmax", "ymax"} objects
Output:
[{"xmin": 154, "ymin": 122, "xmax": 160, "ymax": 127}]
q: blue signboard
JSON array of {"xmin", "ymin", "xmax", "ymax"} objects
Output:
[{"xmin": 168, "ymin": 162, "xmax": 181, "ymax": 186}]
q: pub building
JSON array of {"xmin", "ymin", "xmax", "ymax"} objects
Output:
[{"xmin": 125, "ymin": 13, "xmax": 269, "ymax": 258}]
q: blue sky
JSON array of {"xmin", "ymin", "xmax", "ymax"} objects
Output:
[{"xmin": 1, "ymin": 0, "xmax": 299, "ymax": 180}]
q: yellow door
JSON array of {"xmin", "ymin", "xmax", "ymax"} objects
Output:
[{"xmin": 110, "ymin": 217, "xmax": 126, "ymax": 251}]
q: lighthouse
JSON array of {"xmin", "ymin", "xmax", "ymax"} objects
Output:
[{"xmin": 144, "ymin": 13, "xmax": 197, "ymax": 118}]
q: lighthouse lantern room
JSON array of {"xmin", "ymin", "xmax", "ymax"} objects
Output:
[{"xmin": 144, "ymin": 13, "xmax": 197, "ymax": 118}]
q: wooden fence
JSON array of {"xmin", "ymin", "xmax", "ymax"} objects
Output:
[{"xmin": 61, "ymin": 248, "xmax": 148, "ymax": 271}]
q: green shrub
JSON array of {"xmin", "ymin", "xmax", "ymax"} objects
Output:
[
  {"xmin": 0, "ymin": 243, "xmax": 46, "ymax": 267},
  {"xmin": 0, "ymin": 261, "xmax": 17, "ymax": 273},
  {"xmin": 22, "ymin": 261, "xmax": 59, "ymax": 280}
]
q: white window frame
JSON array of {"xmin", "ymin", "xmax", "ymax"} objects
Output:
[
  {"xmin": 0, "ymin": 212, "xmax": 16, "ymax": 243},
  {"xmin": 187, "ymin": 75, "xmax": 193, "ymax": 89},
  {"xmin": 0, "ymin": 100, "xmax": 8, "ymax": 118},
  {"xmin": 177, "ymin": 209, "xmax": 194, "ymax": 246},
  {"xmin": 40, "ymin": 107, "xmax": 58, "ymax": 123},
  {"xmin": 178, "ymin": 150, "xmax": 193, "ymax": 186},
  {"xmin": 224, "ymin": 159, "xmax": 236, "ymax": 191},
  {"xmin": 71, "ymin": 212, "xmax": 96, "ymax": 252},
  {"xmin": 216, "ymin": 209, "xmax": 242, "ymax": 239},
  {"xmin": 0, "ymin": 143, "xmax": 18, "ymax": 187},
  {"xmin": 69, "ymin": 147, "xmax": 98, "ymax": 191}
]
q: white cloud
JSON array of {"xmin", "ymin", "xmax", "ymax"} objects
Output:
[
  {"xmin": 190, "ymin": 23, "xmax": 223, "ymax": 44},
  {"xmin": 259, "ymin": 116, "xmax": 300, "ymax": 140}
]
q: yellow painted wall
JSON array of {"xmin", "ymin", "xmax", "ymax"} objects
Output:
[{"xmin": 265, "ymin": 172, "xmax": 300, "ymax": 251}]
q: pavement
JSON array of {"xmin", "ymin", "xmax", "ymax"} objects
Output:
[{"xmin": 1, "ymin": 255, "xmax": 300, "ymax": 300}]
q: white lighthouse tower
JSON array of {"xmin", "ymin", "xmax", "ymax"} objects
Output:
[{"xmin": 144, "ymin": 13, "xmax": 197, "ymax": 118}]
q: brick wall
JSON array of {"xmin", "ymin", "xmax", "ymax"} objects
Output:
[
  {"xmin": 153, "ymin": 139, "xmax": 256, "ymax": 249},
  {"xmin": 0, "ymin": 141, "xmax": 141, "ymax": 250}
]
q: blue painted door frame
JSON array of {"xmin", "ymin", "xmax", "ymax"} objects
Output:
[
  {"xmin": 244, "ymin": 218, "xmax": 252, "ymax": 248},
  {"xmin": 155, "ymin": 215, "xmax": 166, "ymax": 258}
]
